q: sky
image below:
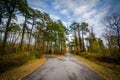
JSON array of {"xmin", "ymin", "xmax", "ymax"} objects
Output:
[{"xmin": 27, "ymin": 0, "xmax": 120, "ymax": 38}]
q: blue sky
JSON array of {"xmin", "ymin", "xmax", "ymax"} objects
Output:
[{"xmin": 27, "ymin": 0, "xmax": 120, "ymax": 38}]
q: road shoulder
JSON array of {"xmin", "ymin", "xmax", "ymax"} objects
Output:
[
  {"xmin": 0, "ymin": 57, "xmax": 46, "ymax": 80},
  {"xmin": 75, "ymin": 55, "xmax": 120, "ymax": 80}
]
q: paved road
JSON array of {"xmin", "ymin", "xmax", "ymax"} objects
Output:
[{"xmin": 23, "ymin": 53, "xmax": 104, "ymax": 80}]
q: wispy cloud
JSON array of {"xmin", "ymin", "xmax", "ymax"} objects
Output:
[{"xmin": 60, "ymin": 9, "xmax": 69, "ymax": 15}]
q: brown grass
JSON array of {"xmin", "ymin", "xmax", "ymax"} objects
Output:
[
  {"xmin": 75, "ymin": 55, "xmax": 120, "ymax": 80},
  {"xmin": 95, "ymin": 61, "xmax": 120, "ymax": 72},
  {"xmin": 0, "ymin": 58, "xmax": 46, "ymax": 80}
]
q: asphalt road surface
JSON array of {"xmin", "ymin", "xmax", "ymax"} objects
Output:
[{"xmin": 23, "ymin": 53, "xmax": 104, "ymax": 80}]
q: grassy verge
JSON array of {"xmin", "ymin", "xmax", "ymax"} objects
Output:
[
  {"xmin": 79, "ymin": 52, "xmax": 120, "ymax": 72},
  {"xmin": 75, "ymin": 55, "xmax": 120, "ymax": 80},
  {"xmin": 0, "ymin": 57, "xmax": 46, "ymax": 80}
]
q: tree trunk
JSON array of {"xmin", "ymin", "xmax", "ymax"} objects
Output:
[
  {"xmin": 117, "ymin": 32, "xmax": 120, "ymax": 53},
  {"xmin": 28, "ymin": 19, "xmax": 35, "ymax": 50},
  {"xmin": 61, "ymin": 40, "xmax": 62, "ymax": 54},
  {"xmin": 46, "ymin": 41, "xmax": 49, "ymax": 54},
  {"xmin": 2, "ymin": 15, "xmax": 12, "ymax": 48},
  {"xmin": 0, "ymin": 14, "xmax": 3, "ymax": 24},
  {"xmin": 78, "ymin": 29, "xmax": 81, "ymax": 52},
  {"xmin": 20, "ymin": 17, "xmax": 27, "ymax": 49},
  {"xmin": 8, "ymin": 32, "xmax": 13, "ymax": 44},
  {"xmin": 59, "ymin": 39, "xmax": 61, "ymax": 54},
  {"xmin": 74, "ymin": 31, "xmax": 78, "ymax": 54},
  {"xmin": 54, "ymin": 40, "xmax": 57, "ymax": 54},
  {"xmin": 11, "ymin": 32, "xmax": 15, "ymax": 44},
  {"xmin": 13, "ymin": 33, "xmax": 19, "ymax": 46},
  {"xmin": 82, "ymin": 30, "xmax": 85, "ymax": 51}
]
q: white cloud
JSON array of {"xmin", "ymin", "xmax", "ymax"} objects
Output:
[
  {"xmin": 16, "ymin": 15, "xmax": 25, "ymax": 24},
  {"xmin": 54, "ymin": 5, "xmax": 60, "ymax": 9},
  {"xmin": 60, "ymin": 9, "xmax": 69, "ymax": 15},
  {"xmin": 53, "ymin": 0, "xmax": 79, "ymax": 12},
  {"xmin": 28, "ymin": 0, "xmax": 44, "ymax": 8},
  {"xmin": 82, "ymin": 9, "xmax": 97, "ymax": 19},
  {"xmin": 53, "ymin": 0, "xmax": 99, "ymax": 15},
  {"xmin": 50, "ymin": 14, "xmax": 60, "ymax": 21},
  {"xmin": 74, "ymin": 5, "xmax": 88, "ymax": 15},
  {"xmin": 62, "ymin": 21, "xmax": 71, "ymax": 28},
  {"xmin": 50, "ymin": 14, "xmax": 70, "ymax": 28},
  {"xmin": 52, "ymin": 0, "xmax": 102, "ymax": 23},
  {"xmin": 85, "ymin": 10, "xmax": 108, "ymax": 37}
]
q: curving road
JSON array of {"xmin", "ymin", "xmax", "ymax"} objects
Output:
[{"xmin": 23, "ymin": 53, "xmax": 104, "ymax": 80}]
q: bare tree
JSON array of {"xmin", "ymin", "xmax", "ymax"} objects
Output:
[{"xmin": 105, "ymin": 13, "xmax": 120, "ymax": 53}]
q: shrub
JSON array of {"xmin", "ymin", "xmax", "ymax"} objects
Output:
[
  {"xmin": 30, "ymin": 49, "xmax": 42, "ymax": 59},
  {"xmin": 79, "ymin": 52, "xmax": 98, "ymax": 60},
  {"xmin": 34, "ymin": 51, "xmax": 42, "ymax": 58},
  {"xmin": 0, "ymin": 52, "xmax": 32, "ymax": 73},
  {"xmin": 80, "ymin": 51, "xmax": 120, "ymax": 64}
]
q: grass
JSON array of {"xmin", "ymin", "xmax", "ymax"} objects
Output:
[
  {"xmin": 0, "ymin": 57, "xmax": 46, "ymax": 80},
  {"xmin": 75, "ymin": 55, "xmax": 120, "ymax": 80},
  {"xmin": 95, "ymin": 61, "xmax": 120, "ymax": 72}
]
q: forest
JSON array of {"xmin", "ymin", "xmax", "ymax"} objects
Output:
[{"xmin": 0, "ymin": 0, "xmax": 120, "ymax": 79}]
